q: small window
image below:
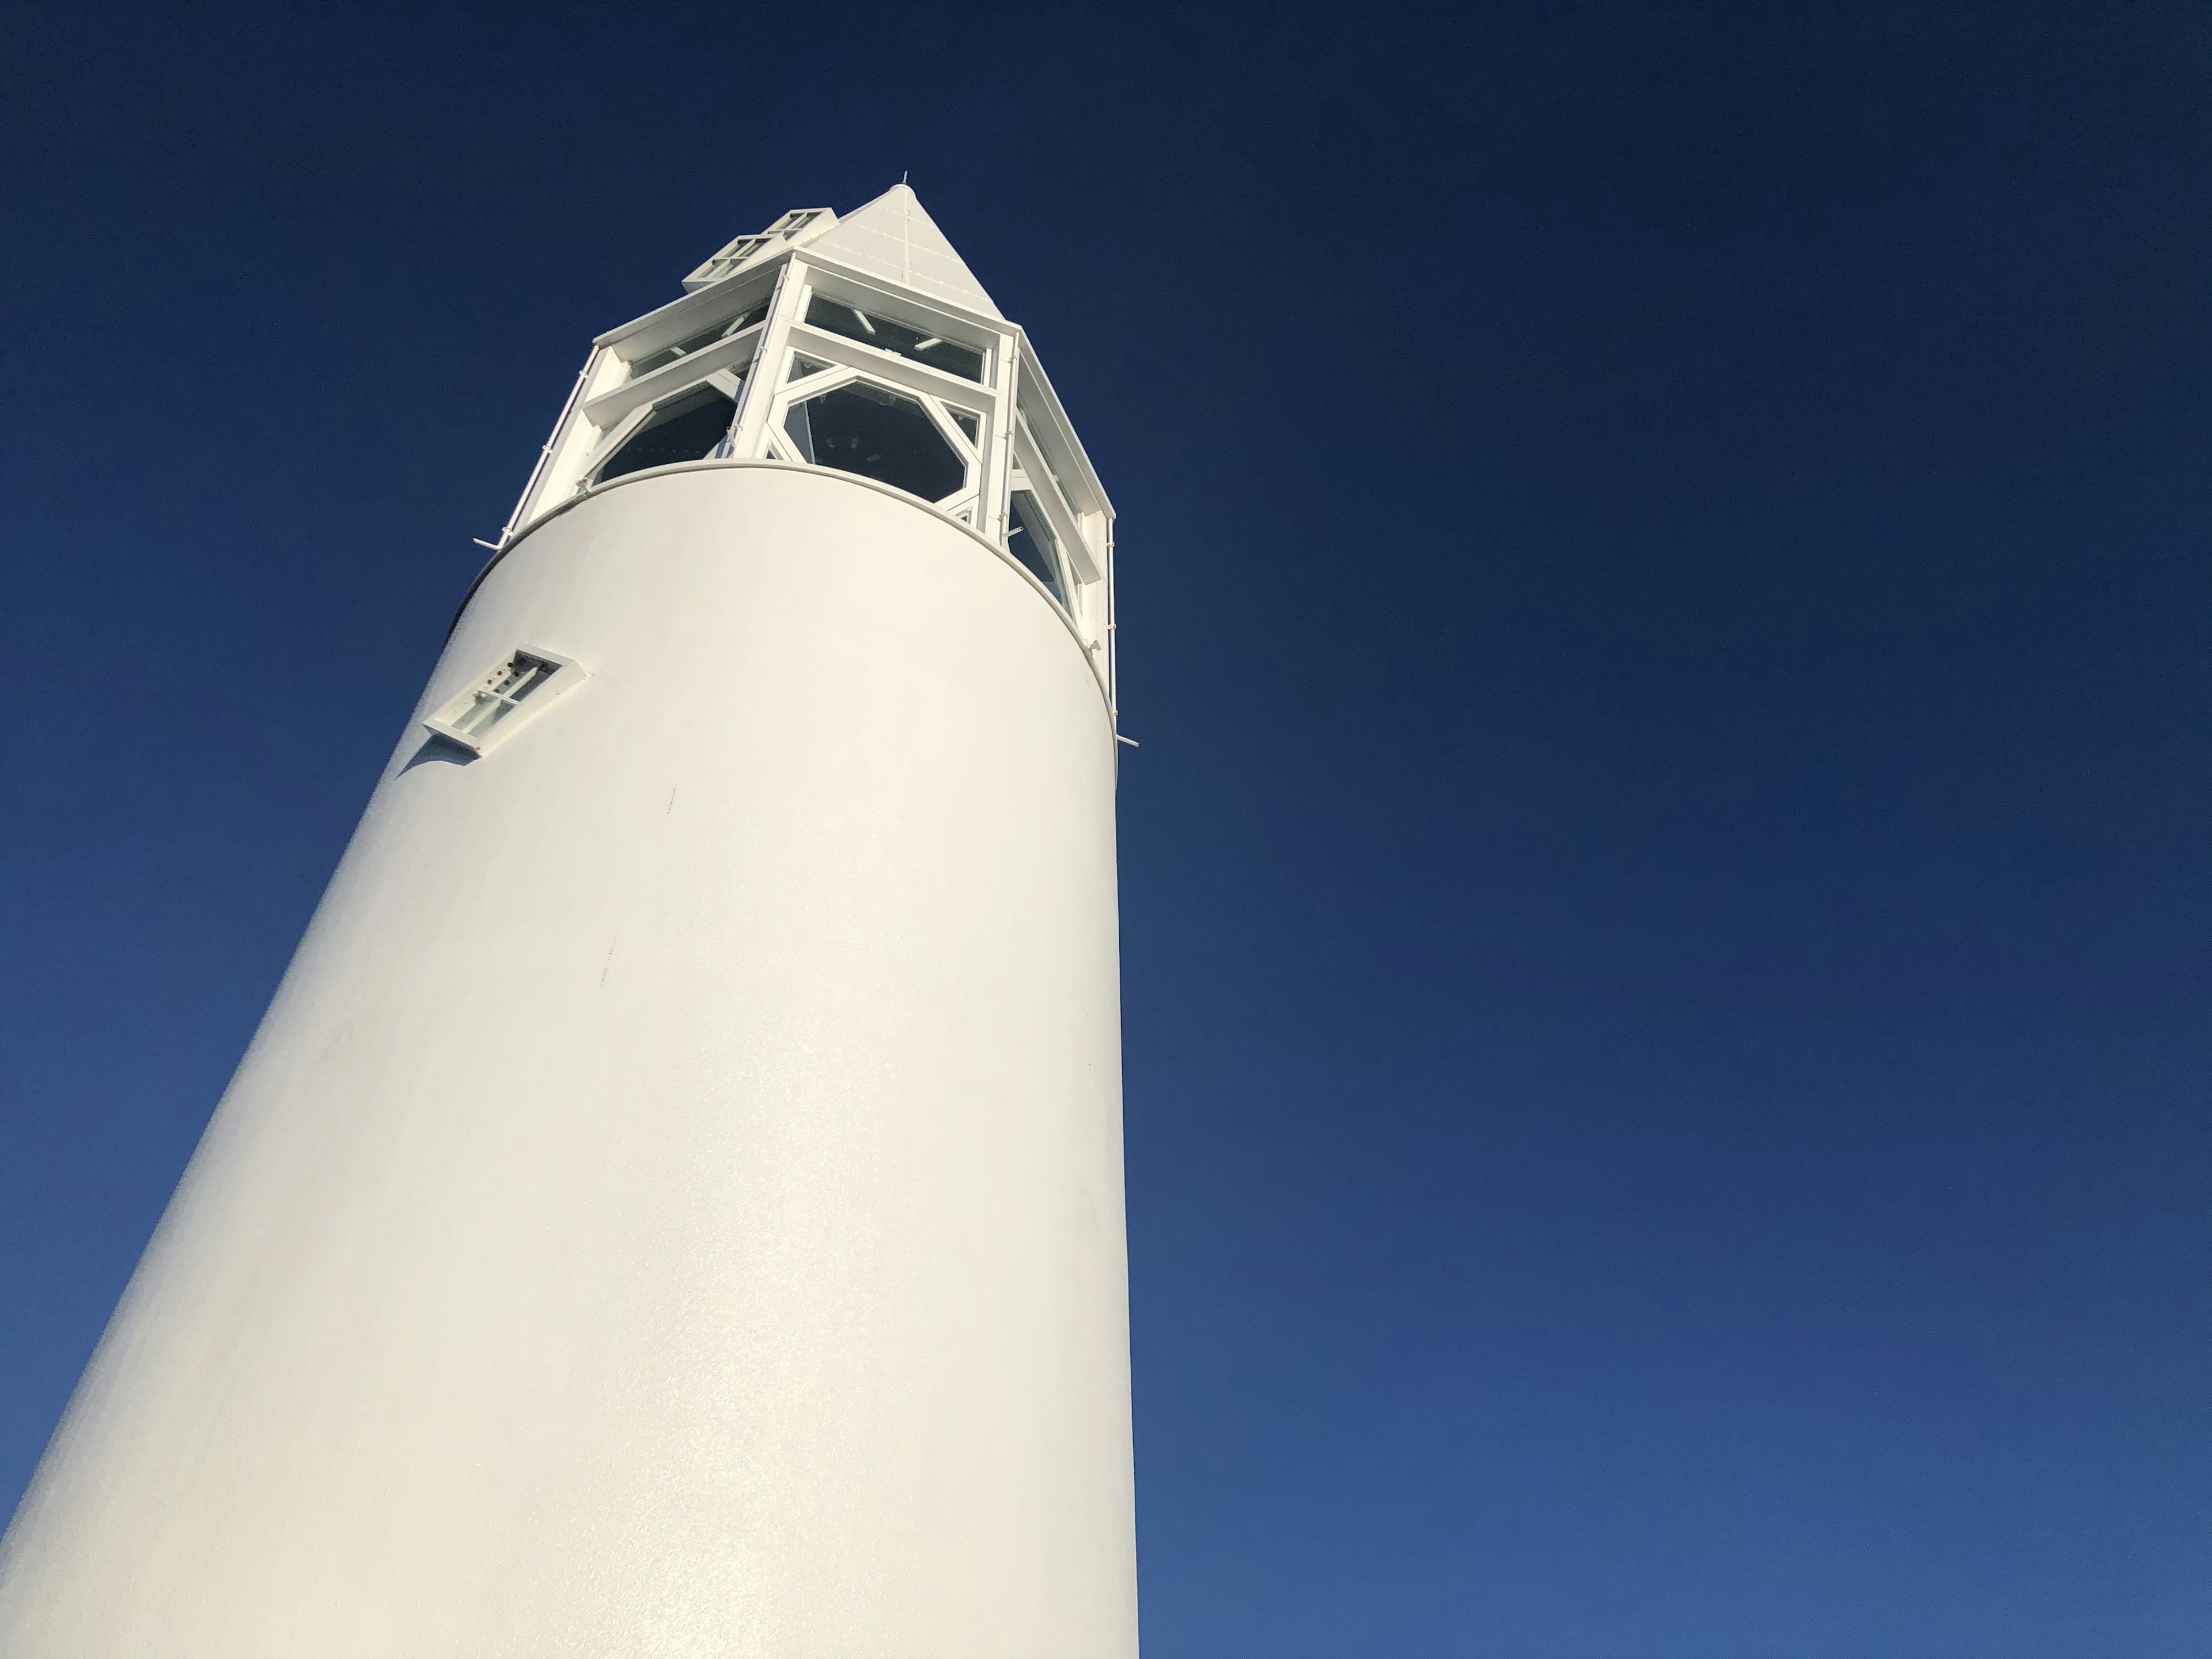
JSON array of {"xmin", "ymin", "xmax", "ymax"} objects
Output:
[
  {"xmin": 788, "ymin": 354, "xmax": 832, "ymax": 382},
  {"xmin": 1007, "ymin": 489, "xmax": 1072, "ymax": 610},
  {"xmin": 803, "ymin": 295, "xmax": 984, "ymax": 382},
  {"xmin": 697, "ymin": 237, "xmax": 768, "ymax": 282},
  {"xmin": 948, "ymin": 407, "xmax": 981, "ymax": 445},
  {"xmin": 596, "ymin": 385, "xmax": 737, "ymax": 483},
  {"xmin": 784, "ymin": 380, "xmax": 968, "ymax": 503},
  {"xmin": 423, "ymin": 647, "xmax": 584, "ymax": 756}
]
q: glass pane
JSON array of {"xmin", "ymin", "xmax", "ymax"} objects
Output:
[
  {"xmin": 790, "ymin": 381, "xmax": 967, "ymax": 503},
  {"xmin": 949, "ymin": 407, "xmax": 980, "ymax": 444},
  {"xmin": 782, "ymin": 399, "xmax": 816, "ymax": 464},
  {"xmin": 788, "ymin": 354, "xmax": 830, "ymax": 383},
  {"xmin": 597, "ymin": 386, "xmax": 737, "ymax": 483},
  {"xmin": 804, "ymin": 295, "xmax": 984, "ymax": 382},
  {"xmin": 1007, "ymin": 489, "xmax": 1070, "ymax": 609}
]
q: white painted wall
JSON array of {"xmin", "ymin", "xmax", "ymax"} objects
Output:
[{"xmin": 0, "ymin": 464, "xmax": 1137, "ymax": 1658}]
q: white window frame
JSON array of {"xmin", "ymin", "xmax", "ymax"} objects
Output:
[
  {"xmin": 1012, "ymin": 416, "xmax": 1094, "ymax": 584},
  {"xmin": 618, "ymin": 306, "xmax": 771, "ymax": 388},
  {"xmin": 796, "ymin": 270, "xmax": 999, "ymax": 388},
  {"xmin": 423, "ymin": 646, "xmax": 586, "ymax": 756},
  {"xmin": 578, "ymin": 366, "xmax": 746, "ymax": 486},
  {"xmin": 1005, "ymin": 480, "xmax": 1080, "ymax": 616},
  {"xmin": 768, "ymin": 357, "xmax": 982, "ymax": 512},
  {"xmin": 586, "ymin": 323, "xmax": 767, "ymax": 433},
  {"xmin": 611, "ymin": 263, "xmax": 781, "ymax": 369},
  {"xmin": 682, "ymin": 208, "xmax": 834, "ymax": 290}
]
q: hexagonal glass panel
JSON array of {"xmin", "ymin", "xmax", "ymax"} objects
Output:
[
  {"xmin": 783, "ymin": 381, "xmax": 967, "ymax": 503},
  {"xmin": 597, "ymin": 385, "xmax": 736, "ymax": 483}
]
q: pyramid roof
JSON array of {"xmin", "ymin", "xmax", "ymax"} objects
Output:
[{"xmin": 801, "ymin": 184, "xmax": 1003, "ymax": 319}]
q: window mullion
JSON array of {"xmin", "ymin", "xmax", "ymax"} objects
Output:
[{"xmin": 730, "ymin": 262, "xmax": 811, "ymax": 460}]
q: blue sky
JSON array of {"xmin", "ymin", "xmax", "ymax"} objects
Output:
[{"xmin": 3, "ymin": 3, "xmax": 2209, "ymax": 1652}]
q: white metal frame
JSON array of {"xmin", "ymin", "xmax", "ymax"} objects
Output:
[
  {"xmin": 796, "ymin": 269, "xmax": 999, "ymax": 388},
  {"xmin": 576, "ymin": 365, "xmax": 748, "ymax": 486},
  {"xmin": 1011, "ymin": 416, "xmax": 1092, "ymax": 581},
  {"xmin": 608, "ymin": 266, "xmax": 782, "ymax": 377},
  {"xmin": 766, "ymin": 348, "xmax": 983, "ymax": 518},
  {"xmin": 683, "ymin": 207, "xmax": 835, "ymax": 291},
  {"xmin": 585, "ymin": 320, "xmax": 766, "ymax": 424},
  {"xmin": 496, "ymin": 216, "xmax": 1121, "ymax": 712}
]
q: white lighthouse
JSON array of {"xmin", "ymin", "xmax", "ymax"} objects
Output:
[{"xmin": 0, "ymin": 187, "xmax": 1135, "ymax": 1657}]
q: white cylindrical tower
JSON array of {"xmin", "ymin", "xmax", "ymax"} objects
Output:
[{"xmin": 0, "ymin": 187, "xmax": 1134, "ymax": 1658}]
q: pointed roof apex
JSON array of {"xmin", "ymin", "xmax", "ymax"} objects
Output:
[{"xmin": 802, "ymin": 184, "xmax": 1003, "ymax": 319}]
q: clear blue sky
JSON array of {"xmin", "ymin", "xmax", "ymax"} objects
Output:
[{"xmin": 4, "ymin": 3, "xmax": 2209, "ymax": 1653}]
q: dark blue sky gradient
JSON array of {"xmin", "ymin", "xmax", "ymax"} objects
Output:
[{"xmin": 5, "ymin": 4, "xmax": 2210, "ymax": 1652}]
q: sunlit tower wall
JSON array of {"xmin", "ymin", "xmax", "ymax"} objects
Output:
[{"xmin": 0, "ymin": 186, "xmax": 1135, "ymax": 1658}]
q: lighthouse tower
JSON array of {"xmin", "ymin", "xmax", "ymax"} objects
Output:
[{"xmin": 0, "ymin": 187, "xmax": 1135, "ymax": 1657}]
